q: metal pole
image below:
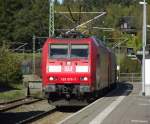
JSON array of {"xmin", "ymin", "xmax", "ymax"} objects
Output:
[
  {"xmin": 141, "ymin": 0, "xmax": 147, "ymax": 96},
  {"xmin": 103, "ymin": 35, "xmax": 106, "ymax": 44},
  {"xmin": 23, "ymin": 47, "xmax": 25, "ymax": 60},
  {"xmin": 33, "ymin": 35, "xmax": 36, "ymax": 76},
  {"xmin": 49, "ymin": 0, "xmax": 54, "ymax": 37},
  {"xmin": 132, "ymin": 73, "xmax": 133, "ymax": 84},
  {"xmin": 119, "ymin": 43, "xmax": 120, "ymax": 83}
]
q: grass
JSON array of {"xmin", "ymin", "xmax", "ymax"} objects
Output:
[
  {"xmin": 0, "ymin": 52, "xmax": 42, "ymax": 102},
  {"xmin": 0, "ymin": 83, "xmax": 26, "ymax": 103}
]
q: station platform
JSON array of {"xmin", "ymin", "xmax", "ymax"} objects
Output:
[{"xmin": 59, "ymin": 82, "xmax": 150, "ymax": 124}]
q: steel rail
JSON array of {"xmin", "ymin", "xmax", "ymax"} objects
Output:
[
  {"xmin": 16, "ymin": 108, "xmax": 57, "ymax": 124},
  {"xmin": 0, "ymin": 97, "xmax": 27, "ymax": 105},
  {"xmin": 0, "ymin": 98, "xmax": 43, "ymax": 112}
]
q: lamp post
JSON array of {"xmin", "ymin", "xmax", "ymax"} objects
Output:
[{"xmin": 139, "ymin": 0, "xmax": 147, "ymax": 96}]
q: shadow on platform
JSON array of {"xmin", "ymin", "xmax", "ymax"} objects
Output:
[
  {"xmin": 106, "ymin": 81, "xmax": 133, "ymax": 98},
  {"xmin": 0, "ymin": 110, "xmax": 45, "ymax": 124}
]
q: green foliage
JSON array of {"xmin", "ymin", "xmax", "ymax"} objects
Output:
[
  {"xmin": 0, "ymin": 46, "xmax": 22, "ymax": 86},
  {"xmin": 0, "ymin": 0, "xmax": 149, "ymax": 46},
  {"xmin": 124, "ymin": 34, "xmax": 142, "ymax": 51},
  {"xmin": 120, "ymin": 56, "xmax": 141, "ymax": 73},
  {"xmin": 0, "ymin": 85, "xmax": 25, "ymax": 101},
  {"xmin": 0, "ymin": 0, "xmax": 49, "ymax": 45},
  {"xmin": 0, "ymin": 0, "xmax": 150, "ymax": 74}
]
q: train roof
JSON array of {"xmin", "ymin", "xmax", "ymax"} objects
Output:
[
  {"xmin": 56, "ymin": 31, "xmax": 89, "ymax": 39},
  {"xmin": 45, "ymin": 32, "xmax": 114, "ymax": 53}
]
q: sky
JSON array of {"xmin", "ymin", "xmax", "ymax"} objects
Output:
[{"xmin": 58, "ymin": 0, "xmax": 63, "ymax": 4}]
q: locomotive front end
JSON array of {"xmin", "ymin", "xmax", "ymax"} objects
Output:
[{"xmin": 42, "ymin": 39, "xmax": 93, "ymax": 105}]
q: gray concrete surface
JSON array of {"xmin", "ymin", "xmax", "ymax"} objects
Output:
[
  {"xmin": 59, "ymin": 82, "xmax": 150, "ymax": 124},
  {"xmin": 145, "ymin": 85, "xmax": 150, "ymax": 96}
]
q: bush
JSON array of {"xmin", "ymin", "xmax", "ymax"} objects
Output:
[
  {"xmin": 0, "ymin": 46, "xmax": 23, "ymax": 86},
  {"xmin": 120, "ymin": 56, "xmax": 141, "ymax": 73}
]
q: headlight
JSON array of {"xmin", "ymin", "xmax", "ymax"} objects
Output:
[
  {"xmin": 80, "ymin": 77, "xmax": 88, "ymax": 81},
  {"xmin": 83, "ymin": 77, "xmax": 88, "ymax": 81},
  {"xmin": 49, "ymin": 76, "xmax": 58, "ymax": 81},
  {"xmin": 49, "ymin": 77, "xmax": 54, "ymax": 81}
]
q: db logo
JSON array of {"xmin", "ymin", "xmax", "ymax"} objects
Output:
[{"xmin": 64, "ymin": 66, "xmax": 72, "ymax": 72}]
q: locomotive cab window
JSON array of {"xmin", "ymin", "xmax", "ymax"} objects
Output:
[
  {"xmin": 50, "ymin": 44, "xmax": 68, "ymax": 58},
  {"xmin": 71, "ymin": 44, "xmax": 89, "ymax": 58}
]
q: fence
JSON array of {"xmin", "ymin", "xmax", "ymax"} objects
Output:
[{"xmin": 119, "ymin": 73, "xmax": 141, "ymax": 82}]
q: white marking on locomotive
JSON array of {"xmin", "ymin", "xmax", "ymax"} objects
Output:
[
  {"xmin": 48, "ymin": 66, "xmax": 61, "ymax": 72},
  {"xmin": 76, "ymin": 66, "xmax": 89, "ymax": 72},
  {"xmin": 64, "ymin": 66, "xmax": 73, "ymax": 72},
  {"xmin": 67, "ymin": 61, "xmax": 71, "ymax": 65},
  {"xmin": 61, "ymin": 77, "xmax": 77, "ymax": 81}
]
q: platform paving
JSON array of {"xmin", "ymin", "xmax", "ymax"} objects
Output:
[{"xmin": 59, "ymin": 82, "xmax": 150, "ymax": 124}]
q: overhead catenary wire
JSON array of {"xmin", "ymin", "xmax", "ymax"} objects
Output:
[{"xmin": 66, "ymin": 12, "xmax": 107, "ymax": 34}]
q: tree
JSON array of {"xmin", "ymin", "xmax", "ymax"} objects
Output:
[
  {"xmin": 0, "ymin": 0, "xmax": 149, "ymax": 49},
  {"xmin": 0, "ymin": 46, "xmax": 22, "ymax": 86}
]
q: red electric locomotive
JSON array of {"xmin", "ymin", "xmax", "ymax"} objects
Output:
[{"xmin": 42, "ymin": 33, "xmax": 116, "ymax": 106}]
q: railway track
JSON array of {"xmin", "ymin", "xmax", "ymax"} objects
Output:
[
  {"xmin": 29, "ymin": 82, "xmax": 134, "ymax": 124},
  {"xmin": 0, "ymin": 97, "xmax": 27, "ymax": 105},
  {"xmin": 0, "ymin": 97, "xmax": 82, "ymax": 124},
  {"xmin": 0, "ymin": 99, "xmax": 56, "ymax": 124},
  {"xmin": 0, "ymin": 87, "xmax": 118, "ymax": 124},
  {"xmin": 17, "ymin": 107, "xmax": 57, "ymax": 124},
  {"xmin": 0, "ymin": 84, "xmax": 120, "ymax": 124},
  {"xmin": 0, "ymin": 97, "xmax": 43, "ymax": 112},
  {"xmin": 30, "ymin": 106, "xmax": 82, "ymax": 124},
  {"xmin": 0, "ymin": 85, "xmax": 123, "ymax": 124}
]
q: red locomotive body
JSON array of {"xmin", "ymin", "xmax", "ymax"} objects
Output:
[{"xmin": 42, "ymin": 36, "xmax": 116, "ymax": 106}]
